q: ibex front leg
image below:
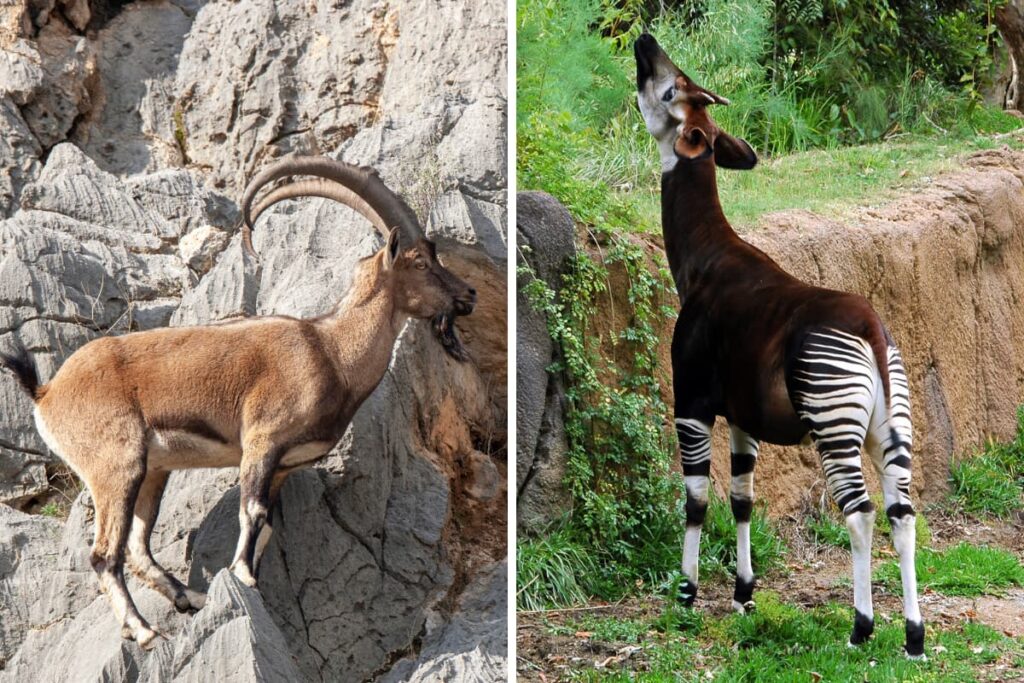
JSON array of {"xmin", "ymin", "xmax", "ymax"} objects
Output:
[
  {"xmin": 728, "ymin": 424, "xmax": 758, "ymax": 613},
  {"xmin": 675, "ymin": 416, "xmax": 712, "ymax": 606},
  {"xmin": 230, "ymin": 435, "xmax": 282, "ymax": 587}
]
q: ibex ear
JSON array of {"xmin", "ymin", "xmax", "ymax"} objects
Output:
[
  {"xmin": 674, "ymin": 127, "xmax": 712, "ymax": 161},
  {"xmin": 383, "ymin": 227, "xmax": 401, "ymax": 268},
  {"xmin": 713, "ymin": 132, "xmax": 757, "ymax": 170}
]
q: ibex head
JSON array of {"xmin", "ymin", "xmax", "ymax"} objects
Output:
[
  {"xmin": 634, "ymin": 33, "xmax": 757, "ymax": 172},
  {"xmin": 240, "ymin": 156, "xmax": 476, "ymax": 361}
]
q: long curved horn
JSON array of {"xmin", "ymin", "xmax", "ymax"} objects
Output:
[{"xmin": 239, "ymin": 156, "xmax": 423, "ymax": 257}]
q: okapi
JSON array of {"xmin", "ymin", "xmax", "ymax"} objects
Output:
[{"xmin": 634, "ymin": 34, "xmax": 924, "ymax": 658}]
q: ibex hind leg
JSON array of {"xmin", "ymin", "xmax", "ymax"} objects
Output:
[
  {"xmin": 866, "ymin": 344, "xmax": 925, "ymax": 660},
  {"xmin": 790, "ymin": 328, "xmax": 878, "ymax": 648},
  {"xmin": 127, "ymin": 469, "xmax": 206, "ymax": 613},
  {"xmin": 88, "ymin": 448, "xmax": 160, "ymax": 649}
]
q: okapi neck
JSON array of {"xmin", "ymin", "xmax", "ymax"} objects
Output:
[{"xmin": 660, "ymin": 161, "xmax": 736, "ymax": 298}]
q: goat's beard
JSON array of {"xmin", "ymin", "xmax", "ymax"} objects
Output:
[{"xmin": 432, "ymin": 311, "xmax": 470, "ymax": 362}]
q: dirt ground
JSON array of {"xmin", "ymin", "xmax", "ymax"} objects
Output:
[{"xmin": 517, "ymin": 511, "xmax": 1024, "ymax": 681}]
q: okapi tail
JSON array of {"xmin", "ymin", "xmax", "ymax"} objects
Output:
[
  {"xmin": 0, "ymin": 345, "xmax": 44, "ymax": 401},
  {"xmin": 865, "ymin": 317, "xmax": 892, "ymax": 410},
  {"xmin": 864, "ymin": 317, "xmax": 913, "ymax": 450}
]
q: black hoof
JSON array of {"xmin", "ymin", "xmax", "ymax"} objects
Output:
[
  {"xmin": 677, "ymin": 579, "xmax": 698, "ymax": 607},
  {"xmin": 733, "ymin": 576, "xmax": 755, "ymax": 605},
  {"xmin": 849, "ymin": 609, "xmax": 875, "ymax": 645},
  {"xmin": 905, "ymin": 619, "xmax": 925, "ymax": 658}
]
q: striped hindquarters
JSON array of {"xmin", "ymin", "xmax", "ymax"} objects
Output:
[{"xmin": 789, "ymin": 328, "xmax": 880, "ymax": 515}]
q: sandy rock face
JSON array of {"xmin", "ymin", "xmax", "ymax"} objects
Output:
[
  {"xmin": 737, "ymin": 148, "xmax": 1024, "ymax": 514},
  {"xmin": 0, "ymin": 0, "xmax": 507, "ymax": 679}
]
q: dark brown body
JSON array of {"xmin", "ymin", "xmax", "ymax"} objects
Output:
[{"xmin": 662, "ymin": 162, "xmax": 892, "ymax": 444}]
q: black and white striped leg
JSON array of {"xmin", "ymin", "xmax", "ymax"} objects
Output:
[
  {"xmin": 675, "ymin": 416, "xmax": 712, "ymax": 607},
  {"xmin": 791, "ymin": 329, "xmax": 878, "ymax": 647},
  {"xmin": 728, "ymin": 424, "xmax": 758, "ymax": 614},
  {"xmin": 866, "ymin": 345, "xmax": 925, "ymax": 660}
]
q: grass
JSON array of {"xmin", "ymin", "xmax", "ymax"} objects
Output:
[
  {"xmin": 518, "ymin": 0, "xmax": 1024, "ymax": 239},
  {"xmin": 38, "ymin": 502, "xmax": 61, "ymax": 517},
  {"xmin": 517, "ymin": 526, "xmax": 598, "ymax": 611},
  {"xmin": 806, "ymin": 498, "xmax": 932, "ymax": 552},
  {"xmin": 876, "ymin": 543, "xmax": 1024, "ymax": 597},
  {"xmin": 517, "ymin": 491, "xmax": 788, "ymax": 611},
  {"xmin": 699, "ymin": 491, "xmax": 788, "ymax": 580},
  {"xmin": 950, "ymin": 405, "xmax": 1024, "ymax": 518},
  {"xmin": 552, "ymin": 593, "xmax": 1023, "ymax": 682},
  {"xmin": 602, "ymin": 131, "xmax": 1024, "ymax": 235}
]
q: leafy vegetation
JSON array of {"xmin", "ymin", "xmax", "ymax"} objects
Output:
[
  {"xmin": 552, "ymin": 594, "xmax": 1023, "ymax": 682},
  {"xmin": 876, "ymin": 542, "xmax": 1024, "ymax": 597},
  {"xmin": 950, "ymin": 405, "xmax": 1024, "ymax": 518},
  {"xmin": 517, "ymin": 246, "xmax": 787, "ymax": 607},
  {"xmin": 518, "ymin": 0, "xmax": 1024, "ymax": 237}
]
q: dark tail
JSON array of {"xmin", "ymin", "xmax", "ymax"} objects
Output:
[
  {"xmin": 0, "ymin": 345, "xmax": 43, "ymax": 401},
  {"xmin": 865, "ymin": 317, "xmax": 892, "ymax": 411}
]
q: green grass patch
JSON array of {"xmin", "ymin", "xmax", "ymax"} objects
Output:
[
  {"xmin": 950, "ymin": 405, "xmax": 1024, "ymax": 518},
  {"xmin": 559, "ymin": 593, "xmax": 1023, "ymax": 682},
  {"xmin": 517, "ymin": 491, "xmax": 788, "ymax": 610},
  {"xmin": 876, "ymin": 543, "xmax": 1024, "ymax": 597},
  {"xmin": 807, "ymin": 501, "xmax": 932, "ymax": 552},
  {"xmin": 808, "ymin": 510, "xmax": 851, "ymax": 549},
  {"xmin": 517, "ymin": 526, "xmax": 598, "ymax": 611},
  {"xmin": 700, "ymin": 491, "xmax": 788, "ymax": 580}
]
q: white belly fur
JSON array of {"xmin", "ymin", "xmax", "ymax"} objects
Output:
[
  {"xmin": 279, "ymin": 441, "xmax": 334, "ymax": 468},
  {"xmin": 33, "ymin": 408, "xmax": 331, "ymax": 473},
  {"xmin": 147, "ymin": 430, "xmax": 242, "ymax": 469}
]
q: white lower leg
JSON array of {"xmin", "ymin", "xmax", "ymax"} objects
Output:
[
  {"xmin": 733, "ymin": 521, "xmax": 755, "ymax": 613},
  {"xmin": 891, "ymin": 513, "xmax": 926, "ymax": 658},
  {"xmin": 682, "ymin": 526, "xmax": 702, "ymax": 584},
  {"xmin": 680, "ymin": 474, "xmax": 707, "ymax": 605},
  {"xmin": 252, "ymin": 521, "xmax": 274, "ymax": 574},
  {"xmin": 230, "ymin": 499, "xmax": 266, "ymax": 586},
  {"xmin": 846, "ymin": 509, "xmax": 875, "ymax": 645}
]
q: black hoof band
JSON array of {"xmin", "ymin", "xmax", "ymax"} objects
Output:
[
  {"xmin": 733, "ymin": 576, "xmax": 755, "ymax": 605},
  {"xmin": 677, "ymin": 580, "xmax": 698, "ymax": 607},
  {"xmin": 849, "ymin": 610, "xmax": 874, "ymax": 645},
  {"xmin": 905, "ymin": 619, "xmax": 925, "ymax": 658}
]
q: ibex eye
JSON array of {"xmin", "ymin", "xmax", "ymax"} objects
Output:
[{"xmin": 661, "ymin": 88, "xmax": 674, "ymax": 102}]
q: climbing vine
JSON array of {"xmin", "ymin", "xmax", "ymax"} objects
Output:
[{"xmin": 519, "ymin": 233, "xmax": 685, "ymax": 592}]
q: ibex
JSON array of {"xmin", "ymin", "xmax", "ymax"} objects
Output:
[
  {"xmin": 0, "ymin": 157, "xmax": 477, "ymax": 649},
  {"xmin": 634, "ymin": 34, "xmax": 924, "ymax": 658}
]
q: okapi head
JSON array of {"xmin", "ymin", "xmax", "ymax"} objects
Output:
[{"xmin": 634, "ymin": 33, "xmax": 757, "ymax": 172}]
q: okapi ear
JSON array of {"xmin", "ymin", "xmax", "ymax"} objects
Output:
[
  {"xmin": 674, "ymin": 127, "xmax": 713, "ymax": 161},
  {"xmin": 713, "ymin": 132, "xmax": 757, "ymax": 170}
]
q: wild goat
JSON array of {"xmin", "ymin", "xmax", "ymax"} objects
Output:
[
  {"xmin": 0, "ymin": 157, "xmax": 477, "ymax": 649},
  {"xmin": 634, "ymin": 34, "xmax": 924, "ymax": 658}
]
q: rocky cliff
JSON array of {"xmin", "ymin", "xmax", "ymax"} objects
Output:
[
  {"xmin": 518, "ymin": 147, "xmax": 1024, "ymax": 526},
  {"xmin": 0, "ymin": 0, "xmax": 507, "ymax": 679}
]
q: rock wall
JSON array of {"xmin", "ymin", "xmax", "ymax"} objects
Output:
[
  {"xmin": 518, "ymin": 148, "xmax": 1024, "ymax": 525},
  {"xmin": 0, "ymin": 0, "xmax": 507, "ymax": 679}
]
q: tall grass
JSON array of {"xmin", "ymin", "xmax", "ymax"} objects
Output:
[{"xmin": 950, "ymin": 405, "xmax": 1024, "ymax": 518}]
